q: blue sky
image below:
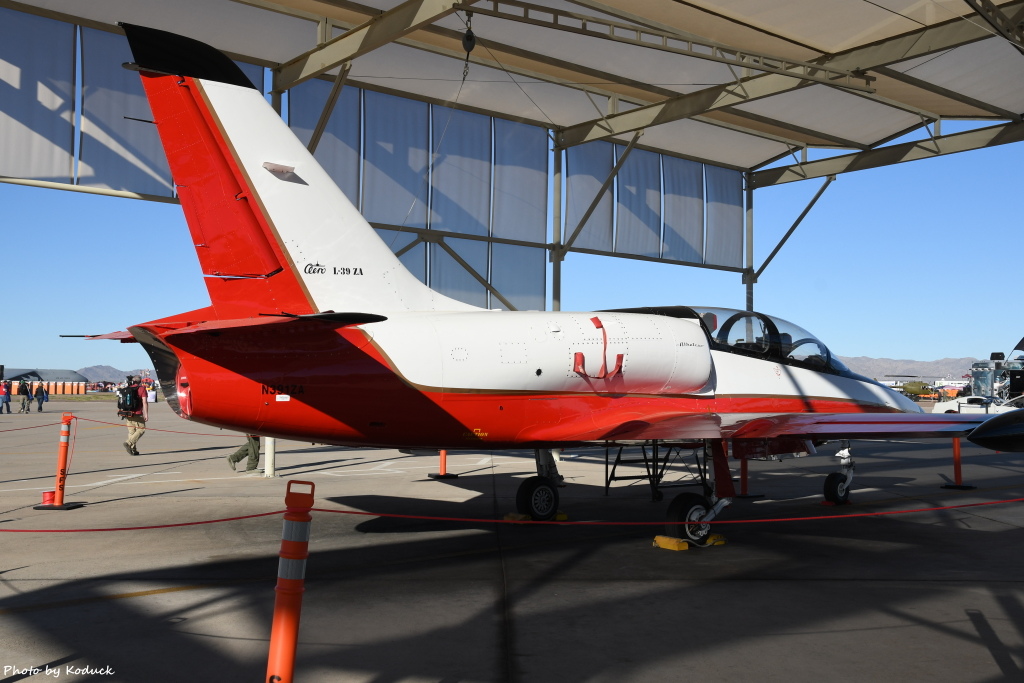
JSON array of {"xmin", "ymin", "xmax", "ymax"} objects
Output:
[{"xmin": 3, "ymin": 133, "xmax": 1020, "ymax": 372}]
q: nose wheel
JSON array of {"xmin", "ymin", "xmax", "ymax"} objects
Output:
[{"xmin": 665, "ymin": 493, "xmax": 712, "ymax": 545}]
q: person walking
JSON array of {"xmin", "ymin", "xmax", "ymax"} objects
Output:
[
  {"xmin": 34, "ymin": 383, "xmax": 48, "ymax": 412},
  {"xmin": 0, "ymin": 380, "xmax": 10, "ymax": 414},
  {"xmin": 227, "ymin": 434, "xmax": 261, "ymax": 473},
  {"xmin": 17, "ymin": 381, "xmax": 31, "ymax": 414},
  {"xmin": 119, "ymin": 376, "xmax": 149, "ymax": 455}
]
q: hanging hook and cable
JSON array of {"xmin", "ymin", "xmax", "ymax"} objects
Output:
[{"xmin": 462, "ymin": 11, "xmax": 476, "ymax": 81}]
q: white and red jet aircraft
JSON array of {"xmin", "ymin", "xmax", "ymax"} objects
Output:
[{"xmin": 95, "ymin": 24, "xmax": 1019, "ymax": 544}]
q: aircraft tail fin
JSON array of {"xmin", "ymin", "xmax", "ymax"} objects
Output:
[{"xmin": 122, "ymin": 23, "xmax": 476, "ymax": 319}]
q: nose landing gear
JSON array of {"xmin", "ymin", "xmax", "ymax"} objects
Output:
[{"xmin": 663, "ymin": 440, "xmax": 733, "ymax": 547}]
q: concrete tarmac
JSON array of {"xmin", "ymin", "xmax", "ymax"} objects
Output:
[{"xmin": 2, "ymin": 399, "xmax": 1024, "ymax": 682}]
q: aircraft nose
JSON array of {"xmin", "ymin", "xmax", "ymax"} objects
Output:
[{"xmin": 967, "ymin": 408, "xmax": 1024, "ymax": 452}]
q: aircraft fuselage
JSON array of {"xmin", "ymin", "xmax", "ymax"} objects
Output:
[{"xmin": 138, "ymin": 310, "xmax": 916, "ymax": 449}]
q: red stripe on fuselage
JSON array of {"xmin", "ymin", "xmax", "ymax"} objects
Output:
[{"xmin": 158, "ymin": 321, "xmax": 903, "ymax": 448}]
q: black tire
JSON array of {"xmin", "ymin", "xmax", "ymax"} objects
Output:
[
  {"xmin": 516, "ymin": 476, "xmax": 559, "ymax": 521},
  {"xmin": 824, "ymin": 472, "xmax": 850, "ymax": 504},
  {"xmin": 665, "ymin": 493, "xmax": 712, "ymax": 545}
]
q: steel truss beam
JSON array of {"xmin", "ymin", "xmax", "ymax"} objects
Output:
[
  {"xmin": 962, "ymin": 0, "xmax": 1024, "ymax": 52},
  {"xmin": 753, "ymin": 175, "xmax": 834, "ymax": 281},
  {"xmin": 555, "ymin": 6, "xmax": 1009, "ymax": 149},
  {"xmin": 273, "ymin": 0, "xmax": 480, "ymax": 92},
  {"xmin": 749, "ymin": 121, "xmax": 1024, "ymax": 189},
  {"xmin": 241, "ymin": 0, "xmax": 869, "ymax": 155},
  {"xmin": 452, "ymin": 0, "xmax": 873, "ymax": 92},
  {"xmin": 307, "ymin": 63, "xmax": 351, "ymax": 154},
  {"xmin": 0, "ymin": 175, "xmax": 179, "ymax": 204},
  {"xmin": 872, "ymin": 66, "xmax": 1021, "ymax": 121},
  {"xmin": 371, "ymin": 225, "xmax": 518, "ymax": 310},
  {"xmin": 560, "ymin": 131, "xmax": 641, "ymax": 255}
]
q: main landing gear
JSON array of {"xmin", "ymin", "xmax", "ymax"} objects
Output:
[
  {"xmin": 664, "ymin": 440, "xmax": 734, "ymax": 546},
  {"xmin": 515, "ymin": 448, "xmax": 564, "ymax": 521}
]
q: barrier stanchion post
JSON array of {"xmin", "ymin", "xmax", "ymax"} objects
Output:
[
  {"xmin": 266, "ymin": 480, "xmax": 315, "ymax": 683},
  {"xmin": 428, "ymin": 449, "xmax": 458, "ymax": 480},
  {"xmin": 735, "ymin": 457, "xmax": 764, "ymax": 499},
  {"xmin": 263, "ymin": 437, "xmax": 277, "ymax": 478},
  {"xmin": 34, "ymin": 412, "xmax": 85, "ymax": 511},
  {"xmin": 942, "ymin": 437, "xmax": 977, "ymax": 490}
]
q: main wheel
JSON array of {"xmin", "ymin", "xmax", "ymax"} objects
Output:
[
  {"xmin": 824, "ymin": 472, "xmax": 850, "ymax": 504},
  {"xmin": 665, "ymin": 493, "xmax": 712, "ymax": 545},
  {"xmin": 516, "ymin": 476, "xmax": 559, "ymax": 521}
]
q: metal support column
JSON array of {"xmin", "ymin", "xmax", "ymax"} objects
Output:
[
  {"xmin": 552, "ymin": 143, "xmax": 563, "ymax": 311},
  {"xmin": 744, "ymin": 176, "xmax": 755, "ymax": 311}
]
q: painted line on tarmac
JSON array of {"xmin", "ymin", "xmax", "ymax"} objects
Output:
[
  {"xmin": 322, "ymin": 460, "xmax": 524, "ymax": 477},
  {"xmin": 0, "ymin": 474, "xmax": 243, "ymax": 493},
  {"xmin": 0, "ymin": 583, "xmax": 244, "ymax": 615}
]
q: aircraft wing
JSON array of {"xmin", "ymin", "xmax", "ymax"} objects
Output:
[
  {"xmin": 584, "ymin": 411, "xmax": 991, "ymax": 444},
  {"xmin": 724, "ymin": 412, "xmax": 989, "ymax": 440}
]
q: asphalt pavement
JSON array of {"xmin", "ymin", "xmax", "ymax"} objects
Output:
[{"xmin": 2, "ymin": 398, "xmax": 1024, "ymax": 682}]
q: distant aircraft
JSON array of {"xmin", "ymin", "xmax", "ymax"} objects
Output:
[
  {"xmin": 896, "ymin": 380, "xmax": 938, "ymax": 400},
  {"xmin": 87, "ymin": 24, "xmax": 1022, "ymax": 545}
]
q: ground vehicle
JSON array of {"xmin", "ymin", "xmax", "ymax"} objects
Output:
[{"xmin": 934, "ymin": 394, "xmax": 1024, "ymax": 414}]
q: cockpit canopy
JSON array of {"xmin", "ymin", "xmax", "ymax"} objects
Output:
[{"xmin": 602, "ymin": 305, "xmax": 857, "ymax": 378}]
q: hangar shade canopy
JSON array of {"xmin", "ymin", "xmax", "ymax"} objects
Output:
[{"xmin": 10, "ymin": 0, "xmax": 1024, "ymax": 180}]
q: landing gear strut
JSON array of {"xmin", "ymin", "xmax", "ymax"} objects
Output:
[
  {"xmin": 664, "ymin": 440, "xmax": 734, "ymax": 545},
  {"xmin": 515, "ymin": 449, "xmax": 564, "ymax": 520}
]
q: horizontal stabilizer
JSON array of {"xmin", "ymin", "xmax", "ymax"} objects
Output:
[
  {"xmin": 61, "ymin": 331, "xmax": 137, "ymax": 343},
  {"xmin": 258, "ymin": 312, "xmax": 388, "ymax": 325},
  {"xmin": 157, "ymin": 313, "xmax": 385, "ymax": 339}
]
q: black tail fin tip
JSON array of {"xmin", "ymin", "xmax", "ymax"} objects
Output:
[{"xmin": 119, "ymin": 23, "xmax": 257, "ymax": 90}]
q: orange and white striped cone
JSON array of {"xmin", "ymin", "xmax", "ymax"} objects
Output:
[
  {"xmin": 34, "ymin": 412, "xmax": 84, "ymax": 510},
  {"xmin": 266, "ymin": 480, "xmax": 315, "ymax": 683}
]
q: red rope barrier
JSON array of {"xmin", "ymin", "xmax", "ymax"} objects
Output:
[
  {"xmin": 311, "ymin": 496, "xmax": 1024, "ymax": 525},
  {"xmin": 4, "ymin": 496, "xmax": 1021, "ymax": 533},
  {"xmin": 0, "ymin": 422, "xmax": 63, "ymax": 433},
  {"xmin": 0, "ymin": 510, "xmax": 286, "ymax": 533},
  {"xmin": 71, "ymin": 416, "xmax": 240, "ymax": 438}
]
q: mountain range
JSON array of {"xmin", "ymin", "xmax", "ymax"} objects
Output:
[
  {"xmin": 836, "ymin": 356, "xmax": 978, "ymax": 382},
  {"xmin": 77, "ymin": 365, "xmax": 154, "ymax": 383}
]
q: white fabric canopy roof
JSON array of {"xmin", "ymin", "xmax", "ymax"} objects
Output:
[{"xmin": 10, "ymin": 0, "xmax": 1024, "ymax": 180}]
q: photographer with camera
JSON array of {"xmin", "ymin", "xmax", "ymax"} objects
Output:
[{"xmin": 117, "ymin": 375, "xmax": 149, "ymax": 455}]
